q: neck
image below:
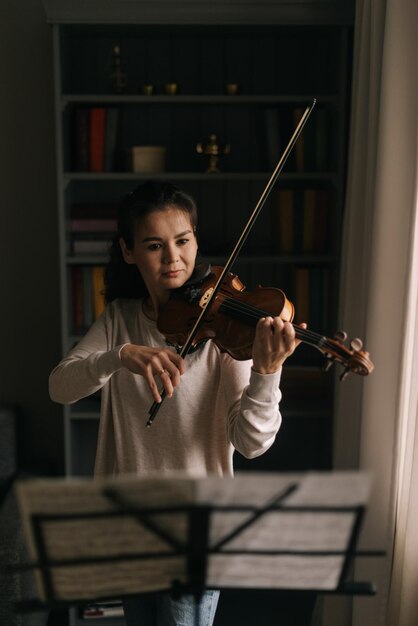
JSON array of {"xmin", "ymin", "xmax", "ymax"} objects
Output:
[
  {"xmin": 142, "ymin": 297, "xmax": 158, "ymax": 321},
  {"xmin": 143, "ymin": 292, "xmax": 170, "ymax": 321}
]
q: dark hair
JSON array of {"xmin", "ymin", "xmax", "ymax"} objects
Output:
[{"xmin": 104, "ymin": 180, "xmax": 198, "ymax": 302}]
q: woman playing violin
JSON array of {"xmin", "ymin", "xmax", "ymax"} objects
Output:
[{"xmin": 49, "ymin": 180, "xmax": 304, "ymax": 626}]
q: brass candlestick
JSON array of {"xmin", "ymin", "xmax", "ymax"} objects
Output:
[
  {"xmin": 108, "ymin": 44, "xmax": 127, "ymax": 93},
  {"xmin": 196, "ymin": 133, "xmax": 230, "ymax": 173}
]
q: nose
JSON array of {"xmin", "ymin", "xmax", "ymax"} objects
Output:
[{"xmin": 163, "ymin": 243, "xmax": 178, "ymax": 265}]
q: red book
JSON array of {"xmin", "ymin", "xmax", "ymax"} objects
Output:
[{"xmin": 89, "ymin": 107, "xmax": 106, "ymax": 172}]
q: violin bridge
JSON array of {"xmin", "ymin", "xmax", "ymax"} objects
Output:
[{"xmin": 199, "ymin": 287, "xmax": 214, "ymax": 309}]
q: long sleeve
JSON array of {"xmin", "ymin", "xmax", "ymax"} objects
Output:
[
  {"xmin": 49, "ymin": 313, "xmax": 125, "ymax": 404},
  {"xmin": 221, "ymin": 356, "xmax": 282, "ymax": 459}
]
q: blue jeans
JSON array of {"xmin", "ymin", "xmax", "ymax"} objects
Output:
[{"xmin": 122, "ymin": 590, "xmax": 220, "ymax": 626}]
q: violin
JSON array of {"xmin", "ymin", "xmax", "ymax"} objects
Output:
[
  {"xmin": 158, "ymin": 265, "xmax": 374, "ymax": 379},
  {"xmin": 147, "ymin": 100, "xmax": 373, "ymax": 427}
]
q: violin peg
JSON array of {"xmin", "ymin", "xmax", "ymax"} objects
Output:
[
  {"xmin": 322, "ymin": 359, "xmax": 334, "ymax": 372},
  {"xmin": 339, "ymin": 368, "xmax": 350, "ymax": 381},
  {"xmin": 350, "ymin": 337, "xmax": 363, "ymax": 352},
  {"xmin": 334, "ymin": 330, "xmax": 347, "ymax": 342}
]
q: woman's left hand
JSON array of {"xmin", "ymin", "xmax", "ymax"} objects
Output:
[{"xmin": 251, "ymin": 317, "xmax": 306, "ymax": 374}]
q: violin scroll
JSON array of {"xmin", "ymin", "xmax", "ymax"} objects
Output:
[{"xmin": 320, "ymin": 329, "xmax": 374, "ymax": 380}]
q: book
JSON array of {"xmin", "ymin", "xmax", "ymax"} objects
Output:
[
  {"xmin": 70, "ymin": 218, "xmax": 117, "ymax": 232},
  {"xmin": 82, "ymin": 267, "xmax": 93, "ymax": 328},
  {"xmin": 292, "ymin": 266, "xmax": 330, "ymax": 332},
  {"xmin": 72, "ymin": 239, "xmax": 111, "ymax": 255},
  {"xmin": 71, "ymin": 266, "xmax": 106, "ymax": 331},
  {"xmin": 92, "ymin": 266, "xmax": 106, "ymax": 319},
  {"xmin": 263, "ymin": 107, "xmax": 281, "ymax": 169},
  {"xmin": 293, "ymin": 106, "xmax": 316, "ymax": 172},
  {"xmin": 302, "ymin": 189, "xmax": 331, "ymax": 254},
  {"xmin": 309, "ymin": 267, "xmax": 324, "ymax": 330},
  {"xmin": 293, "ymin": 107, "xmax": 305, "ymax": 172},
  {"xmin": 318, "ymin": 267, "xmax": 331, "ymax": 331},
  {"xmin": 72, "ymin": 266, "xmax": 84, "ymax": 331},
  {"xmin": 70, "ymin": 203, "xmax": 118, "ymax": 219},
  {"xmin": 302, "ymin": 189, "xmax": 317, "ymax": 253},
  {"xmin": 292, "ymin": 189, "xmax": 305, "ymax": 253},
  {"xmin": 104, "ymin": 107, "xmax": 119, "ymax": 172},
  {"xmin": 89, "ymin": 107, "xmax": 106, "ymax": 172},
  {"xmin": 73, "ymin": 107, "xmax": 90, "ymax": 171},
  {"xmin": 315, "ymin": 189, "xmax": 331, "ymax": 252},
  {"xmin": 315, "ymin": 108, "xmax": 329, "ymax": 171},
  {"xmin": 293, "ymin": 267, "xmax": 310, "ymax": 324},
  {"xmin": 272, "ymin": 189, "xmax": 294, "ymax": 253}
]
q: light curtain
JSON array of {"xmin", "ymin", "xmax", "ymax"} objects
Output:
[{"xmin": 326, "ymin": 0, "xmax": 418, "ymax": 625}]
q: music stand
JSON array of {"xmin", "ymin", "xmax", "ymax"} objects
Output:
[{"xmin": 14, "ymin": 471, "xmax": 379, "ymax": 624}]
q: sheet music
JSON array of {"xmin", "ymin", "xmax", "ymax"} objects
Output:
[
  {"xmin": 16, "ymin": 471, "xmax": 371, "ymax": 601},
  {"xmin": 208, "ymin": 554, "xmax": 345, "ymax": 590},
  {"xmin": 203, "ymin": 471, "xmax": 370, "ymax": 590},
  {"xmin": 16, "ymin": 476, "xmax": 193, "ymax": 600},
  {"xmin": 283, "ymin": 471, "xmax": 372, "ymax": 506}
]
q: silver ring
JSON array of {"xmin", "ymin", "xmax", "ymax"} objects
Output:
[{"xmin": 159, "ymin": 368, "xmax": 166, "ymax": 376}]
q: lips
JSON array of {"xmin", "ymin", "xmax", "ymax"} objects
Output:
[{"xmin": 163, "ymin": 270, "xmax": 182, "ymax": 278}]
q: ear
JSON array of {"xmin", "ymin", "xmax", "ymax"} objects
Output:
[{"xmin": 119, "ymin": 237, "xmax": 135, "ymax": 264}]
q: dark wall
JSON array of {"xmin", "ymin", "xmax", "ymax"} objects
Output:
[{"xmin": 0, "ymin": 0, "xmax": 64, "ymax": 474}]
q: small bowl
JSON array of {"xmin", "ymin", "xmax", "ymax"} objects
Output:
[
  {"xmin": 225, "ymin": 83, "xmax": 240, "ymax": 95},
  {"xmin": 164, "ymin": 83, "xmax": 179, "ymax": 95},
  {"xmin": 141, "ymin": 84, "xmax": 154, "ymax": 95}
]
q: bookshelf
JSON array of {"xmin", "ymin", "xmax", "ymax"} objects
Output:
[
  {"xmin": 51, "ymin": 14, "xmax": 353, "ymax": 626},
  {"xmin": 54, "ymin": 22, "xmax": 352, "ymax": 472}
]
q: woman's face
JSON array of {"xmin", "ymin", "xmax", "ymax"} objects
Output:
[{"xmin": 120, "ymin": 206, "xmax": 198, "ymax": 305}]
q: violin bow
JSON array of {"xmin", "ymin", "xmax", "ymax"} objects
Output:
[{"xmin": 147, "ymin": 98, "xmax": 317, "ymax": 426}]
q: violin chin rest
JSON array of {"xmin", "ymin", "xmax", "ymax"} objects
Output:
[
  {"xmin": 183, "ymin": 261, "xmax": 212, "ymax": 287},
  {"xmin": 169, "ymin": 262, "xmax": 213, "ymax": 304}
]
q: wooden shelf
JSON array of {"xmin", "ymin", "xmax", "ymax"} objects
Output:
[
  {"xmin": 66, "ymin": 253, "xmax": 336, "ymax": 265},
  {"xmin": 63, "ymin": 171, "xmax": 337, "ymax": 183},
  {"xmin": 62, "ymin": 93, "xmax": 338, "ymax": 106}
]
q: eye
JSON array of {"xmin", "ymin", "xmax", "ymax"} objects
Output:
[
  {"xmin": 176, "ymin": 238, "xmax": 189, "ymax": 246},
  {"xmin": 147, "ymin": 242, "xmax": 162, "ymax": 251}
]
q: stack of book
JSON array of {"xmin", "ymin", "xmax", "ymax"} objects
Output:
[
  {"xmin": 292, "ymin": 106, "xmax": 329, "ymax": 173},
  {"xmin": 271, "ymin": 188, "xmax": 332, "ymax": 255},
  {"xmin": 73, "ymin": 106, "xmax": 120, "ymax": 172},
  {"xmin": 72, "ymin": 265, "xmax": 106, "ymax": 332},
  {"xmin": 69, "ymin": 204, "xmax": 117, "ymax": 256},
  {"xmin": 263, "ymin": 105, "xmax": 330, "ymax": 172}
]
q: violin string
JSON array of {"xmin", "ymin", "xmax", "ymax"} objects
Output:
[
  {"xmin": 220, "ymin": 297, "xmax": 321, "ymax": 339},
  {"xmin": 220, "ymin": 293, "xmax": 368, "ymax": 371},
  {"xmin": 222, "ymin": 296, "xmax": 350, "ymax": 358},
  {"xmin": 220, "ymin": 297, "xmax": 344, "ymax": 354},
  {"xmin": 220, "ymin": 297, "xmax": 313, "ymax": 335}
]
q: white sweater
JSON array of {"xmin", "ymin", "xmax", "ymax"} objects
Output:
[{"xmin": 49, "ymin": 298, "xmax": 283, "ymax": 477}]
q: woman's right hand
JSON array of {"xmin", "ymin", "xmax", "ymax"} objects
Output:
[{"xmin": 119, "ymin": 344, "xmax": 185, "ymax": 403}]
